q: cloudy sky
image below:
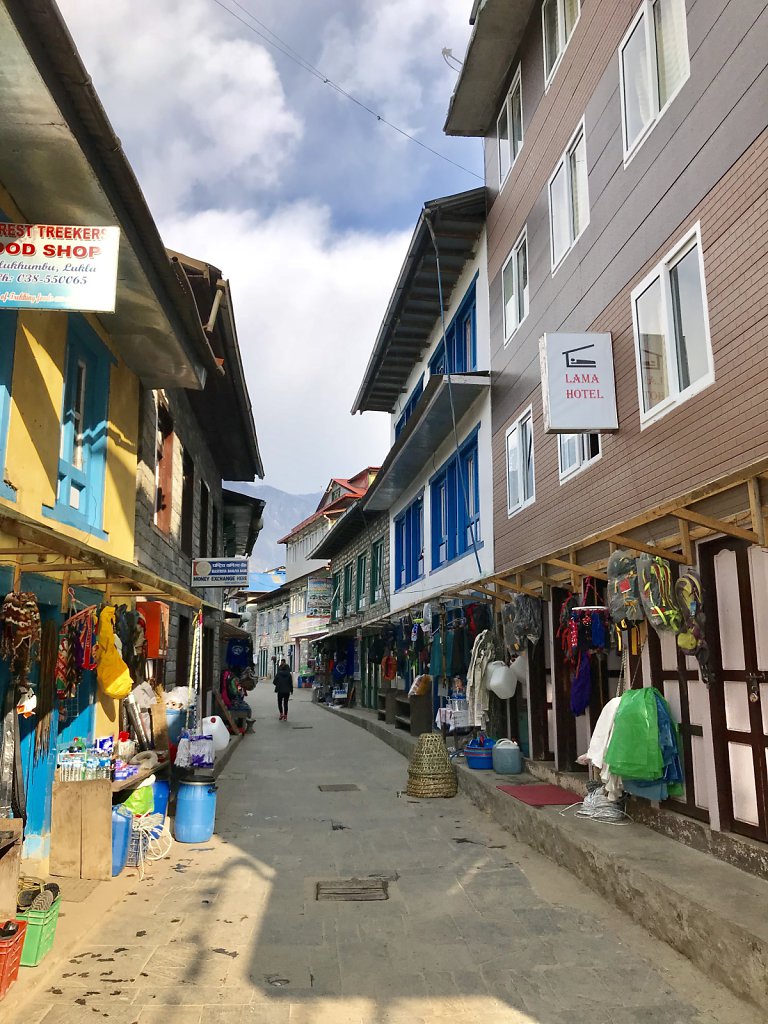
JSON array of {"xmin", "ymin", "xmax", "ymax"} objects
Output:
[{"xmin": 56, "ymin": 0, "xmax": 483, "ymax": 492}]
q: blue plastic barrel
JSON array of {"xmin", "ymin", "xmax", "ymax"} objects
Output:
[
  {"xmin": 153, "ymin": 779, "xmax": 170, "ymax": 820},
  {"xmin": 111, "ymin": 807, "xmax": 133, "ymax": 876},
  {"xmin": 175, "ymin": 780, "xmax": 217, "ymax": 843}
]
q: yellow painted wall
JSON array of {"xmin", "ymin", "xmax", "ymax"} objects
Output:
[{"xmin": 0, "ymin": 186, "xmax": 139, "ymax": 563}]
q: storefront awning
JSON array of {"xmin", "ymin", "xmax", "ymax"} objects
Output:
[
  {"xmin": 0, "ymin": 505, "xmax": 203, "ymax": 608},
  {"xmin": 364, "ymin": 372, "xmax": 490, "ymax": 511}
]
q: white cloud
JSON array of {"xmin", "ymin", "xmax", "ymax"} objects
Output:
[
  {"xmin": 55, "ymin": 1, "xmax": 478, "ymax": 492},
  {"xmin": 57, "ymin": 0, "xmax": 302, "ymax": 214},
  {"xmin": 161, "ymin": 203, "xmax": 407, "ymax": 490}
]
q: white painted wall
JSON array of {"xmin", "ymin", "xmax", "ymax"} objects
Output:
[
  {"xmin": 387, "ymin": 232, "xmax": 494, "ymax": 614},
  {"xmin": 284, "ymin": 521, "xmax": 329, "ymax": 583}
]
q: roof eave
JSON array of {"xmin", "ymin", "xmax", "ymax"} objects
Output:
[{"xmin": 443, "ymin": 0, "xmax": 538, "ymax": 137}]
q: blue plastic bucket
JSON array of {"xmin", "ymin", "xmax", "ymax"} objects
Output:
[
  {"xmin": 465, "ymin": 738, "xmax": 495, "ymax": 770},
  {"xmin": 175, "ymin": 780, "xmax": 217, "ymax": 843},
  {"xmin": 165, "ymin": 708, "xmax": 186, "ymax": 746},
  {"xmin": 111, "ymin": 807, "xmax": 133, "ymax": 876},
  {"xmin": 153, "ymin": 780, "xmax": 170, "ymax": 820}
]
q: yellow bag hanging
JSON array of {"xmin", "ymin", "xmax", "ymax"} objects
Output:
[{"xmin": 95, "ymin": 606, "xmax": 132, "ymax": 700}]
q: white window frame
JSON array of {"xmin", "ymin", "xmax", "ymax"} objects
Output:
[
  {"xmin": 542, "ymin": 0, "xmax": 581, "ymax": 89},
  {"xmin": 497, "ymin": 66, "xmax": 524, "ymax": 189},
  {"xmin": 548, "ymin": 119, "xmax": 589, "ymax": 273},
  {"xmin": 558, "ymin": 432, "xmax": 602, "ymax": 482},
  {"xmin": 631, "ymin": 222, "xmax": 714, "ymax": 429},
  {"xmin": 506, "ymin": 406, "xmax": 536, "ymax": 517},
  {"xmin": 502, "ymin": 227, "xmax": 529, "ymax": 343},
  {"xmin": 619, "ymin": 0, "xmax": 690, "ymax": 165}
]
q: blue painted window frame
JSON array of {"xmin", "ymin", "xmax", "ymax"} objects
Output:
[
  {"xmin": 395, "ymin": 375, "xmax": 424, "ymax": 440},
  {"xmin": 0, "ymin": 313, "xmax": 18, "ymax": 502},
  {"xmin": 430, "ymin": 426, "xmax": 481, "ymax": 570},
  {"xmin": 394, "ymin": 494, "xmax": 424, "ymax": 591},
  {"xmin": 43, "ymin": 314, "xmax": 114, "ymax": 538},
  {"xmin": 429, "ymin": 278, "xmax": 478, "ymax": 378}
]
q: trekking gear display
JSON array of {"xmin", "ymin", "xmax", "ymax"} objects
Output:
[
  {"xmin": 636, "ymin": 554, "xmax": 683, "ymax": 635},
  {"xmin": 674, "ymin": 570, "xmax": 715, "ymax": 685}
]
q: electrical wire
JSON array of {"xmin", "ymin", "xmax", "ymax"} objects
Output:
[
  {"xmin": 207, "ymin": 0, "xmax": 483, "ymax": 181},
  {"xmin": 424, "ymin": 210, "xmax": 483, "ymax": 578}
]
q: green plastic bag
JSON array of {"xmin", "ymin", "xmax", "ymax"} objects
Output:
[
  {"xmin": 122, "ymin": 784, "xmax": 154, "ymax": 816},
  {"xmin": 604, "ymin": 688, "xmax": 664, "ymax": 780}
]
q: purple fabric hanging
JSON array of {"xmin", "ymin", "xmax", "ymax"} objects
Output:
[{"xmin": 570, "ymin": 653, "xmax": 592, "ymax": 716}]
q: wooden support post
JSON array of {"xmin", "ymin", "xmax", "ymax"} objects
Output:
[
  {"xmin": 606, "ymin": 533, "xmax": 688, "ymax": 564},
  {"xmin": 569, "ymin": 549, "xmax": 578, "ymax": 593},
  {"xmin": 673, "ymin": 507, "xmax": 759, "ymax": 545},
  {"xmin": 539, "ymin": 563, "xmax": 551, "ymax": 601},
  {"xmin": 747, "ymin": 477, "xmax": 766, "ymax": 547},
  {"xmin": 12, "ymin": 557, "xmax": 22, "ymax": 593},
  {"xmin": 678, "ymin": 518, "xmax": 694, "ymax": 565}
]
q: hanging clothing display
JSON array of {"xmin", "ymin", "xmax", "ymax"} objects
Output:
[
  {"xmin": 226, "ymin": 636, "xmax": 253, "ymax": 668},
  {"xmin": 466, "ymin": 629, "xmax": 496, "ymax": 728},
  {"xmin": 603, "ymin": 687, "xmax": 684, "ymax": 801}
]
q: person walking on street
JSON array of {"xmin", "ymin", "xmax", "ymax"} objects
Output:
[{"xmin": 274, "ymin": 658, "xmax": 294, "ymax": 720}]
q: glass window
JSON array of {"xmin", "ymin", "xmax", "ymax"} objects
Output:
[
  {"xmin": 632, "ymin": 226, "xmax": 713, "ymax": 423},
  {"xmin": 371, "ymin": 538, "xmax": 385, "ymax": 602},
  {"xmin": 502, "ymin": 228, "xmax": 529, "ymax": 340},
  {"xmin": 395, "ymin": 496, "xmax": 424, "ymax": 589},
  {"xmin": 497, "ymin": 68, "xmax": 523, "ymax": 186},
  {"xmin": 620, "ymin": 0, "xmax": 689, "ymax": 158},
  {"xmin": 331, "ymin": 570, "xmax": 342, "ymax": 621},
  {"xmin": 558, "ymin": 432, "xmax": 601, "ymax": 480},
  {"xmin": 356, "ymin": 553, "xmax": 367, "ymax": 612},
  {"xmin": 343, "ymin": 562, "xmax": 353, "ymax": 615},
  {"xmin": 549, "ymin": 123, "xmax": 589, "ymax": 270},
  {"xmin": 506, "ymin": 409, "xmax": 535, "ymax": 515},
  {"xmin": 430, "ymin": 430, "xmax": 480, "ymax": 570},
  {"xmin": 543, "ymin": 0, "xmax": 581, "ymax": 83}
]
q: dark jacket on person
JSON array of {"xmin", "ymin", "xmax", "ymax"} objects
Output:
[{"xmin": 274, "ymin": 667, "xmax": 294, "ymax": 695}]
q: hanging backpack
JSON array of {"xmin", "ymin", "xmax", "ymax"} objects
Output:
[
  {"xmin": 607, "ymin": 550, "xmax": 644, "ymax": 625},
  {"xmin": 636, "ymin": 555, "xmax": 683, "ymax": 634}
]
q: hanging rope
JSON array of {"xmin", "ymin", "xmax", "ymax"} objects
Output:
[{"xmin": 184, "ymin": 610, "xmax": 203, "ymax": 733}]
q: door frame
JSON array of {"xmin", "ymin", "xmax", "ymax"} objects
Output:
[{"xmin": 699, "ymin": 536, "xmax": 768, "ymax": 842}]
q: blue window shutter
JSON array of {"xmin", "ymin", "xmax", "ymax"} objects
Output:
[
  {"xmin": 0, "ymin": 313, "xmax": 17, "ymax": 496},
  {"xmin": 45, "ymin": 315, "xmax": 113, "ymax": 536}
]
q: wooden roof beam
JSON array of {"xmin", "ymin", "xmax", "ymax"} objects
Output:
[
  {"xmin": 605, "ymin": 534, "xmax": 688, "ymax": 565},
  {"xmin": 546, "ymin": 557, "xmax": 608, "ymax": 582},
  {"xmin": 672, "ymin": 507, "xmax": 759, "ymax": 545}
]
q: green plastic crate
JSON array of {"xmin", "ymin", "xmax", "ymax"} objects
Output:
[{"xmin": 16, "ymin": 898, "xmax": 61, "ymax": 967}]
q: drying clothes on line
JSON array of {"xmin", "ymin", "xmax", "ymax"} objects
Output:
[{"xmin": 466, "ymin": 629, "xmax": 496, "ymax": 728}]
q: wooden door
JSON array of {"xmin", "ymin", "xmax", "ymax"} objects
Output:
[{"xmin": 700, "ymin": 538, "xmax": 768, "ymax": 842}]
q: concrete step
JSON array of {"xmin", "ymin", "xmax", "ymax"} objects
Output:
[{"xmin": 327, "ymin": 704, "xmax": 768, "ymax": 1012}]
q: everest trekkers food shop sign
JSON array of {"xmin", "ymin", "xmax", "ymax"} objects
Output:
[
  {"xmin": 539, "ymin": 332, "xmax": 619, "ymax": 433},
  {"xmin": 0, "ymin": 223, "xmax": 120, "ymax": 312},
  {"xmin": 192, "ymin": 558, "xmax": 249, "ymax": 588}
]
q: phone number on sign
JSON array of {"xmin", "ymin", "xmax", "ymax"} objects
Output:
[{"xmin": 15, "ymin": 273, "xmax": 89, "ymax": 286}]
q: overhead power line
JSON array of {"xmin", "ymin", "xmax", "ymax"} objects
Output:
[{"xmin": 208, "ymin": 0, "xmax": 483, "ymax": 181}]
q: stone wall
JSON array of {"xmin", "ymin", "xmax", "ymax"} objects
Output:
[{"xmin": 328, "ymin": 509, "xmax": 390, "ymax": 635}]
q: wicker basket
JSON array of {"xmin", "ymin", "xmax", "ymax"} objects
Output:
[
  {"xmin": 406, "ymin": 771, "xmax": 457, "ymax": 799},
  {"xmin": 406, "ymin": 734, "xmax": 456, "ymax": 798},
  {"xmin": 407, "ymin": 733, "xmax": 453, "ymax": 775}
]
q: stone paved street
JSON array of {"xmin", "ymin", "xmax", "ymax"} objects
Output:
[{"xmin": 7, "ymin": 685, "xmax": 761, "ymax": 1024}]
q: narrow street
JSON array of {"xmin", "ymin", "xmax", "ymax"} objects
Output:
[{"xmin": 8, "ymin": 684, "xmax": 759, "ymax": 1024}]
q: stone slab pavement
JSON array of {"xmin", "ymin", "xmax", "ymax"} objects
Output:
[{"xmin": 5, "ymin": 684, "xmax": 762, "ymax": 1024}]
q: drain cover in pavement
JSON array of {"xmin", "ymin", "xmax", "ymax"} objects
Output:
[
  {"xmin": 316, "ymin": 878, "xmax": 389, "ymax": 901},
  {"xmin": 318, "ymin": 784, "xmax": 359, "ymax": 792}
]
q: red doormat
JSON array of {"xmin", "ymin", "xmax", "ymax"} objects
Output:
[{"xmin": 496, "ymin": 784, "xmax": 581, "ymax": 806}]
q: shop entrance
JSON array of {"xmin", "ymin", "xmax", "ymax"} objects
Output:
[{"xmin": 700, "ymin": 538, "xmax": 768, "ymax": 843}]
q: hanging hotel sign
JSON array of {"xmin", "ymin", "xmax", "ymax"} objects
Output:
[
  {"xmin": 0, "ymin": 224, "xmax": 120, "ymax": 312},
  {"xmin": 540, "ymin": 332, "xmax": 618, "ymax": 433},
  {"xmin": 191, "ymin": 557, "xmax": 249, "ymax": 588}
]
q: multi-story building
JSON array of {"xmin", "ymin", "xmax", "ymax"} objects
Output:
[
  {"xmin": 445, "ymin": 0, "xmax": 768, "ymax": 856},
  {"xmin": 134, "ymin": 251, "xmax": 263, "ymax": 711},
  {"xmin": 353, "ymin": 190, "xmax": 494, "ymax": 615},
  {"xmin": 311, "ymin": 504, "xmax": 390, "ymax": 708},
  {"xmin": 279, "ymin": 470, "xmax": 378, "ymax": 671},
  {"xmin": 0, "ymin": 0, "xmax": 229, "ymax": 869}
]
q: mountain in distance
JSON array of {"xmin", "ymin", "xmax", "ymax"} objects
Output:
[{"xmin": 226, "ymin": 482, "xmax": 322, "ymax": 571}]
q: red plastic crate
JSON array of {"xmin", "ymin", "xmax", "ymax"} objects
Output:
[{"xmin": 0, "ymin": 921, "xmax": 27, "ymax": 1001}]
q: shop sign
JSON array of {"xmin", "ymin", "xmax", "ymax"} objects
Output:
[
  {"xmin": 540, "ymin": 332, "xmax": 618, "ymax": 433},
  {"xmin": 306, "ymin": 575, "xmax": 332, "ymax": 618},
  {"xmin": 0, "ymin": 224, "xmax": 120, "ymax": 312},
  {"xmin": 191, "ymin": 557, "xmax": 249, "ymax": 588}
]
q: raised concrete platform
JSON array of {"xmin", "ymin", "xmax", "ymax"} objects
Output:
[{"xmin": 323, "ymin": 703, "xmax": 768, "ymax": 1012}]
